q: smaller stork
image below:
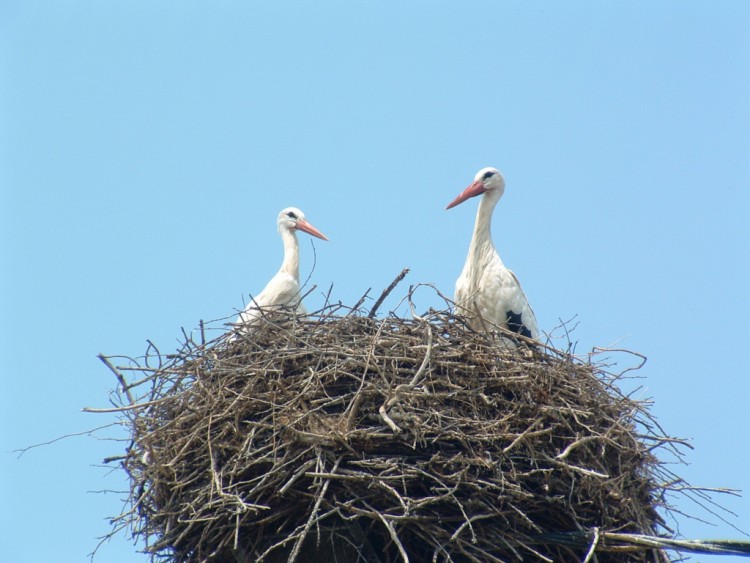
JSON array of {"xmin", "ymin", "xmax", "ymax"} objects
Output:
[
  {"xmin": 446, "ymin": 167, "xmax": 538, "ymax": 342},
  {"xmin": 231, "ymin": 207, "xmax": 328, "ymax": 337}
]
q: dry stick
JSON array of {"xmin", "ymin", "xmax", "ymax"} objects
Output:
[
  {"xmin": 368, "ymin": 267, "xmax": 410, "ymax": 318},
  {"xmin": 374, "ymin": 511, "xmax": 410, "ymax": 563},
  {"xmin": 601, "ymin": 533, "xmax": 750, "ymax": 556},
  {"xmin": 287, "ymin": 456, "xmax": 343, "ymax": 563},
  {"xmin": 548, "ymin": 456, "xmax": 610, "ymax": 479},
  {"xmin": 13, "ymin": 424, "xmax": 119, "ymax": 459},
  {"xmin": 583, "ymin": 527, "xmax": 600, "ymax": 563},
  {"xmin": 377, "ymin": 479, "xmax": 410, "ymax": 515},
  {"xmin": 320, "ymin": 283, "xmax": 334, "ymax": 310},
  {"xmin": 345, "ymin": 318, "xmax": 387, "ymax": 429},
  {"xmin": 82, "ymin": 396, "xmax": 172, "ymax": 413},
  {"xmin": 349, "ymin": 288, "xmax": 371, "ymax": 314},
  {"xmin": 343, "ymin": 377, "xmax": 367, "ymax": 432},
  {"xmin": 403, "ymin": 316, "xmax": 432, "ymax": 390},
  {"xmin": 278, "ymin": 459, "xmax": 318, "ymax": 495},
  {"xmin": 116, "ymin": 366, "xmax": 182, "ymax": 391},
  {"xmin": 98, "ymin": 354, "xmax": 135, "ymax": 405},
  {"xmin": 400, "ymin": 282, "xmax": 454, "ymax": 317},
  {"xmin": 502, "ymin": 419, "xmax": 542, "ymax": 454},
  {"xmin": 207, "ymin": 415, "xmax": 270, "ymax": 513},
  {"xmin": 110, "ymin": 365, "xmax": 162, "ymax": 372},
  {"xmin": 378, "ymin": 321, "xmax": 434, "ymax": 433},
  {"xmin": 300, "ymin": 237, "xmax": 318, "ymax": 291},
  {"xmin": 378, "ymin": 398, "xmax": 402, "ymax": 433},
  {"xmin": 591, "ymin": 347, "xmax": 648, "ymax": 375},
  {"xmin": 144, "ymin": 339, "xmax": 163, "ymax": 369},
  {"xmin": 556, "ymin": 435, "xmax": 603, "ymax": 460},
  {"xmin": 449, "ymin": 512, "xmax": 494, "ymax": 544},
  {"xmin": 516, "ymin": 541, "xmax": 555, "ymax": 563},
  {"xmin": 299, "ymin": 284, "xmax": 318, "ymax": 305}
]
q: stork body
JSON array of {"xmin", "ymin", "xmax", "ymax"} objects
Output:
[
  {"xmin": 231, "ymin": 207, "xmax": 328, "ymax": 336},
  {"xmin": 447, "ymin": 167, "xmax": 538, "ymax": 340}
]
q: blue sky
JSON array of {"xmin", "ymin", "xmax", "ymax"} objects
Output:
[{"xmin": 2, "ymin": 2, "xmax": 749, "ymax": 561}]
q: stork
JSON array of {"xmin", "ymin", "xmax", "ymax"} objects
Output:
[
  {"xmin": 446, "ymin": 167, "xmax": 539, "ymax": 342},
  {"xmin": 231, "ymin": 207, "xmax": 328, "ymax": 337}
]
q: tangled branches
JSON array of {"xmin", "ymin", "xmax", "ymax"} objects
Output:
[{"xmin": 96, "ymin": 292, "xmax": 700, "ymax": 562}]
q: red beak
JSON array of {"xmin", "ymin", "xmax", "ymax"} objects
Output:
[
  {"xmin": 295, "ymin": 219, "xmax": 329, "ymax": 241},
  {"xmin": 445, "ymin": 180, "xmax": 487, "ymax": 210}
]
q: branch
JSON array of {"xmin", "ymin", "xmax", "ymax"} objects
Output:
[{"xmin": 369, "ymin": 268, "xmax": 409, "ymax": 318}]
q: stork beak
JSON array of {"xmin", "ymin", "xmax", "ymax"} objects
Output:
[
  {"xmin": 295, "ymin": 219, "xmax": 329, "ymax": 241},
  {"xmin": 445, "ymin": 180, "xmax": 487, "ymax": 210}
]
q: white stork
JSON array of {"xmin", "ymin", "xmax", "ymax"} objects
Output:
[
  {"xmin": 446, "ymin": 167, "xmax": 539, "ymax": 341},
  {"xmin": 231, "ymin": 207, "xmax": 328, "ymax": 336}
]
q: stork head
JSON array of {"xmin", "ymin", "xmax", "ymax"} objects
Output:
[
  {"xmin": 446, "ymin": 167, "xmax": 505, "ymax": 210},
  {"xmin": 277, "ymin": 207, "xmax": 329, "ymax": 241}
]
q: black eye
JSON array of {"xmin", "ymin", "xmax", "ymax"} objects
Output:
[
  {"xmin": 286, "ymin": 211, "xmax": 297, "ymax": 219},
  {"xmin": 482, "ymin": 170, "xmax": 495, "ymax": 180}
]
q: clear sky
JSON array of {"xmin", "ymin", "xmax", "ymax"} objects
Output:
[{"xmin": 2, "ymin": 2, "xmax": 749, "ymax": 562}]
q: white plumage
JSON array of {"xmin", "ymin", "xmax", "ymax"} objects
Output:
[
  {"xmin": 231, "ymin": 207, "xmax": 328, "ymax": 336},
  {"xmin": 446, "ymin": 167, "xmax": 539, "ymax": 341}
]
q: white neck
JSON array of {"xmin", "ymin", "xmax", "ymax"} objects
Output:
[
  {"xmin": 466, "ymin": 189, "xmax": 503, "ymax": 273},
  {"xmin": 279, "ymin": 227, "xmax": 300, "ymax": 280}
]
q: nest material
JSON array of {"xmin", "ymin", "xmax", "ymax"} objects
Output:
[{"xmin": 108, "ymin": 304, "xmax": 679, "ymax": 563}]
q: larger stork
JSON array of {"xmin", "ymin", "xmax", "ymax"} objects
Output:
[
  {"xmin": 231, "ymin": 207, "xmax": 328, "ymax": 337},
  {"xmin": 446, "ymin": 167, "xmax": 538, "ymax": 341}
]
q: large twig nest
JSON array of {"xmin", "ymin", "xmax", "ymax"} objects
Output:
[{"xmin": 104, "ymin": 293, "xmax": 685, "ymax": 562}]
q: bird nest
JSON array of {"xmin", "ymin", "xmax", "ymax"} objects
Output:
[{"xmin": 98, "ymin": 288, "xmax": 697, "ymax": 563}]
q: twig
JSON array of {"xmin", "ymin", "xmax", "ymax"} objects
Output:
[
  {"xmin": 98, "ymin": 354, "xmax": 135, "ymax": 405},
  {"xmin": 601, "ymin": 532, "xmax": 750, "ymax": 556},
  {"xmin": 590, "ymin": 347, "xmax": 647, "ymax": 376},
  {"xmin": 378, "ymin": 403, "xmax": 402, "ymax": 433},
  {"xmin": 350, "ymin": 288, "xmax": 371, "ymax": 314},
  {"xmin": 583, "ymin": 527, "xmax": 599, "ymax": 563},
  {"xmin": 287, "ymin": 456, "xmax": 342, "ymax": 563},
  {"xmin": 375, "ymin": 511, "xmax": 409, "ymax": 563},
  {"xmin": 13, "ymin": 424, "xmax": 120, "ymax": 459},
  {"xmin": 556, "ymin": 435, "xmax": 602, "ymax": 460},
  {"xmin": 369, "ymin": 268, "xmax": 410, "ymax": 318},
  {"xmin": 503, "ymin": 420, "xmax": 543, "ymax": 454},
  {"xmin": 82, "ymin": 396, "xmax": 172, "ymax": 413},
  {"xmin": 300, "ymin": 236, "xmax": 319, "ymax": 290},
  {"xmin": 378, "ymin": 320, "xmax": 433, "ymax": 434}
]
